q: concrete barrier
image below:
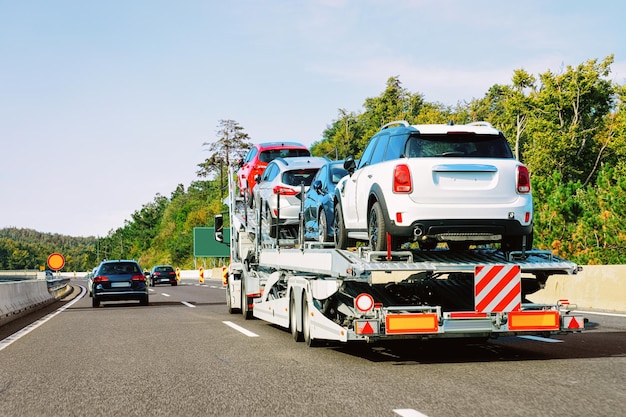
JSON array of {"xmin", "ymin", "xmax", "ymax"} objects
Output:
[
  {"xmin": 0, "ymin": 280, "xmax": 55, "ymax": 324},
  {"xmin": 528, "ymin": 265, "xmax": 626, "ymax": 312}
]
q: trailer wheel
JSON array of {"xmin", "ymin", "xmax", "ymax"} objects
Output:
[
  {"xmin": 290, "ymin": 295, "xmax": 303, "ymax": 342},
  {"xmin": 302, "ymin": 298, "xmax": 319, "ymax": 347},
  {"xmin": 227, "ymin": 284, "xmax": 239, "ymax": 314}
]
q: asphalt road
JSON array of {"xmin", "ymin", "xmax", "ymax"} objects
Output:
[{"xmin": 0, "ymin": 278, "xmax": 624, "ymax": 417}]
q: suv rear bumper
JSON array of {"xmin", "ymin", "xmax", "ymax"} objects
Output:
[{"xmin": 388, "ymin": 218, "xmax": 533, "ymax": 241}]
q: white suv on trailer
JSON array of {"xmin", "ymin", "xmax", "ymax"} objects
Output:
[{"xmin": 333, "ymin": 121, "xmax": 533, "ymax": 252}]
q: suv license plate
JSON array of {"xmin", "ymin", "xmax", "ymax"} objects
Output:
[{"xmin": 111, "ymin": 282, "xmax": 131, "ymax": 288}]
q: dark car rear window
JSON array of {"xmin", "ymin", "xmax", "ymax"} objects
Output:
[
  {"xmin": 282, "ymin": 169, "xmax": 319, "ymax": 186},
  {"xmin": 406, "ymin": 134, "xmax": 514, "ymax": 158},
  {"xmin": 259, "ymin": 149, "xmax": 311, "ymax": 163},
  {"xmin": 100, "ymin": 262, "xmax": 141, "ymax": 275},
  {"xmin": 155, "ymin": 266, "xmax": 174, "ymax": 273}
]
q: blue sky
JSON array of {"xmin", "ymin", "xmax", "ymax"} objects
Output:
[{"xmin": 1, "ymin": 0, "xmax": 625, "ymax": 237}]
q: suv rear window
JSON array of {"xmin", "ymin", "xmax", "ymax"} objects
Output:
[
  {"xmin": 259, "ymin": 149, "xmax": 311, "ymax": 163},
  {"xmin": 406, "ymin": 134, "xmax": 514, "ymax": 158},
  {"xmin": 100, "ymin": 262, "xmax": 141, "ymax": 275},
  {"xmin": 155, "ymin": 266, "xmax": 174, "ymax": 273}
]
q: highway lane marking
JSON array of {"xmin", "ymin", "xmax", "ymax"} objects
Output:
[
  {"xmin": 393, "ymin": 409, "xmax": 430, "ymax": 417},
  {"xmin": 0, "ymin": 285, "xmax": 87, "ymax": 352},
  {"xmin": 161, "ymin": 293, "xmax": 171, "ymax": 297},
  {"xmin": 517, "ymin": 335, "xmax": 563, "ymax": 343},
  {"xmin": 223, "ymin": 321, "xmax": 259, "ymax": 337},
  {"xmin": 181, "ymin": 301, "xmax": 196, "ymax": 308}
]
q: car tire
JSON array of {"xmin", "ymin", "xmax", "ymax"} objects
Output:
[
  {"xmin": 368, "ymin": 202, "xmax": 388, "ymax": 251},
  {"xmin": 92, "ymin": 296, "xmax": 100, "ymax": 308},
  {"xmin": 246, "ymin": 188, "xmax": 254, "ymax": 209},
  {"xmin": 140, "ymin": 295, "xmax": 149, "ymax": 306},
  {"xmin": 318, "ymin": 209, "xmax": 329, "ymax": 243},
  {"xmin": 171, "ymin": 282, "xmax": 177, "ymax": 286},
  {"xmin": 334, "ymin": 203, "xmax": 348, "ymax": 249}
]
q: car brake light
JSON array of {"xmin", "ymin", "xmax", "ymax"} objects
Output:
[
  {"xmin": 393, "ymin": 164, "xmax": 412, "ymax": 193},
  {"xmin": 153, "ymin": 272, "xmax": 160, "ymax": 276},
  {"xmin": 132, "ymin": 274, "xmax": 146, "ymax": 281},
  {"xmin": 93, "ymin": 275, "xmax": 109, "ymax": 283},
  {"xmin": 517, "ymin": 166, "xmax": 531, "ymax": 194},
  {"xmin": 273, "ymin": 186, "xmax": 298, "ymax": 196}
]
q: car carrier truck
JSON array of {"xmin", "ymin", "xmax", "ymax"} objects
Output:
[{"xmin": 215, "ymin": 166, "xmax": 585, "ymax": 347}]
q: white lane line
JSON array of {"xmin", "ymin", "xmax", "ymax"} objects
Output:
[
  {"xmin": 161, "ymin": 293, "xmax": 170, "ymax": 297},
  {"xmin": 393, "ymin": 409, "xmax": 430, "ymax": 417},
  {"xmin": 576, "ymin": 310, "xmax": 626, "ymax": 318},
  {"xmin": 0, "ymin": 285, "xmax": 87, "ymax": 352},
  {"xmin": 223, "ymin": 321, "xmax": 259, "ymax": 337},
  {"xmin": 181, "ymin": 301, "xmax": 196, "ymax": 308},
  {"xmin": 517, "ymin": 335, "xmax": 563, "ymax": 343}
]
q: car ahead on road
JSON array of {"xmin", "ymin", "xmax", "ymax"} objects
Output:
[
  {"xmin": 148, "ymin": 265, "xmax": 177, "ymax": 286},
  {"xmin": 253, "ymin": 156, "xmax": 328, "ymax": 238},
  {"xmin": 90, "ymin": 260, "xmax": 149, "ymax": 308},
  {"xmin": 303, "ymin": 160, "xmax": 348, "ymax": 242},
  {"xmin": 237, "ymin": 142, "xmax": 311, "ymax": 207},
  {"xmin": 333, "ymin": 121, "xmax": 533, "ymax": 252}
]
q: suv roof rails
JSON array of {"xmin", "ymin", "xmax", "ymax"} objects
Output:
[{"xmin": 380, "ymin": 120, "xmax": 410, "ymax": 131}]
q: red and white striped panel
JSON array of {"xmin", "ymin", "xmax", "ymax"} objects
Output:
[{"xmin": 474, "ymin": 265, "xmax": 521, "ymax": 313}]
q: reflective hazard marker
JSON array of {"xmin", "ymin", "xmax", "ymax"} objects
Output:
[
  {"xmin": 563, "ymin": 315, "xmax": 585, "ymax": 330},
  {"xmin": 475, "ymin": 264, "xmax": 521, "ymax": 313},
  {"xmin": 222, "ymin": 266, "xmax": 228, "ymax": 286},
  {"xmin": 508, "ymin": 311, "xmax": 560, "ymax": 331},
  {"xmin": 385, "ymin": 313, "xmax": 438, "ymax": 334},
  {"xmin": 355, "ymin": 320, "xmax": 379, "ymax": 335},
  {"xmin": 199, "ymin": 267, "xmax": 204, "ymax": 284}
]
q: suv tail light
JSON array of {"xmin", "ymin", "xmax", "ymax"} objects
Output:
[
  {"xmin": 393, "ymin": 164, "xmax": 412, "ymax": 193},
  {"xmin": 132, "ymin": 274, "xmax": 146, "ymax": 281},
  {"xmin": 93, "ymin": 275, "xmax": 109, "ymax": 283},
  {"xmin": 273, "ymin": 186, "xmax": 298, "ymax": 196},
  {"xmin": 517, "ymin": 166, "xmax": 531, "ymax": 194}
]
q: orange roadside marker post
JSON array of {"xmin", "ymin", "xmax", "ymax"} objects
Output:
[
  {"xmin": 199, "ymin": 267, "xmax": 204, "ymax": 284},
  {"xmin": 176, "ymin": 267, "xmax": 181, "ymax": 282},
  {"xmin": 222, "ymin": 266, "xmax": 228, "ymax": 286}
]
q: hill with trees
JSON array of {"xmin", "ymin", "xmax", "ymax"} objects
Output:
[{"xmin": 3, "ymin": 55, "xmax": 625, "ymax": 271}]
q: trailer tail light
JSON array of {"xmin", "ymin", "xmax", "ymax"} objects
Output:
[
  {"xmin": 393, "ymin": 164, "xmax": 412, "ymax": 193},
  {"xmin": 448, "ymin": 311, "xmax": 489, "ymax": 319},
  {"xmin": 354, "ymin": 293, "xmax": 374, "ymax": 313},
  {"xmin": 508, "ymin": 311, "xmax": 559, "ymax": 331},
  {"xmin": 385, "ymin": 313, "xmax": 439, "ymax": 334},
  {"xmin": 517, "ymin": 166, "xmax": 531, "ymax": 194},
  {"xmin": 273, "ymin": 186, "xmax": 298, "ymax": 196}
]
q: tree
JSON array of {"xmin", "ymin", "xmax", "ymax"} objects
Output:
[
  {"xmin": 523, "ymin": 56, "xmax": 616, "ymax": 184},
  {"xmin": 198, "ymin": 119, "xmax": 252, "ymax": 177},
  {"xmin": 198, "ymin": 119, "xmax": 252, "ymax": 199}
]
